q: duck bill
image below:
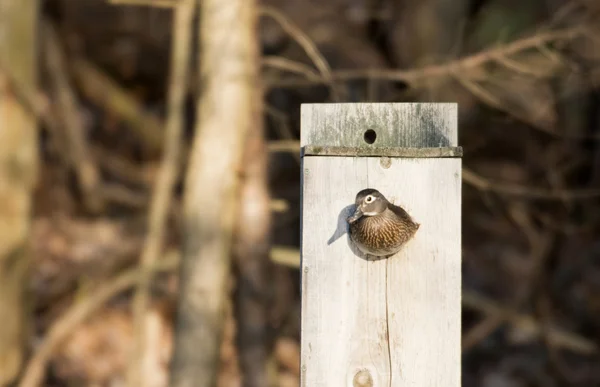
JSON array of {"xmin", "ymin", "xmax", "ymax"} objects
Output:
[{"xmin": 347, "ymin": 206, "xmax": 363, "ymax": 224}]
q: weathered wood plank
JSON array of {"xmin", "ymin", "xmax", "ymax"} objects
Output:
[
  {"xmin": 302, "ymin": 145, "xmax": 463, "ymax": 158},
  {"xmin": 300, "ymin": 103, "xmax": 461, "ymax": 386},
  {"xmin": 300, "ymin": 102, "xmax": 457, "ymax": 148},
  {"xmin": 368, "ymin": 157, "xmax": 461, "ymax": 386}
]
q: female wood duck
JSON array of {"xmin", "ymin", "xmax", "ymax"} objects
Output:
[{"xmin": 347, "ymin": 188, "xmax": 420, "ymax": 258}]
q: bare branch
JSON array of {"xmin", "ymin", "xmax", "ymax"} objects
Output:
[
  {"xmin": 463, "ymin": 167, "xmax": 600, "ymax": 199},
  {"xmin": 260, "ymin": 5, "xmax": 341, "ymax": 101},
  {"xmin": 262, "ymin": 56, "xmax": 321, "ymax": 81},
  {"xmin": 266, "ymin": 27, "xmax": 585, "ymax": 88},
  {"xmin": 126, "ymin": 0, "xmax": 194, "ymax": 386},
  {"xmin": 18, "ymin": 252, "xmax": 180, "ymax": 387},
  {"xmin": 70, "ymin": 58, "xmax": 164, "ymax": 154},
  {"xmin": 107, "ymin": 0, "xmax": 178, "ymax": 7},
  {"xmin": 463, "ymin": 291, "xmax": 597, "ymax": 355},
  {"xmin": 42, "ymin": 20, "xmax": 104, "ymax": 213},
  {"xmin": 267, "ymin": 140, "xmax": 300, "ymax": 153}
]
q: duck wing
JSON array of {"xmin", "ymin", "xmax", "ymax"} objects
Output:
[{"xmin": 387, "ymin": 203, "xmax": 418, "ymax": 225}]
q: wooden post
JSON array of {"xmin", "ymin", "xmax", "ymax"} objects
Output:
[{"xmin": 300, "ymin": 103, "xmax": 462, "ymax": 386}]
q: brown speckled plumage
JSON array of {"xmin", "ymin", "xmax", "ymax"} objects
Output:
[{"xmin": 347, "ymin": 188, "xmax": 420, "ymax": 257}]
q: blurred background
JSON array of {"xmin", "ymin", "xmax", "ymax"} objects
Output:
[{"xmin": 1, "ymin": 0, "xmax": 600, "ymax": 386}]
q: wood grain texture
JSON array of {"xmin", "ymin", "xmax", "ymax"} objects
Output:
[
  {"xmin": 300, "ymin": 103, "xmax": 461, "ymax": 386},
  {"xmin": 300, "ymin": 103, "xmax": 457, "ymax": 148},
  {"xmin": 302, "ymin": 145, "xmax": 463, "ymax": 158}
]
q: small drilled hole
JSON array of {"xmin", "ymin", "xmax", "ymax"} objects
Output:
[{"xmin": 364, "ymin": 129, "xmax": 376, "ymax": 144}]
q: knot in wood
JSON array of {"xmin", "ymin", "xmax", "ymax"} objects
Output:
[
  {"xmin": 353, "ymin": 369, "xmax": 373, "ymax": 387},
  {"xmin": 379, "ymin": 157, "xmax": 391, "ymax": 169}
]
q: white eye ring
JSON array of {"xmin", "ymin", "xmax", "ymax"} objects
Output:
[{"xmin": 365, "ymin": 195, "xmax": 374, "ymax": 203}]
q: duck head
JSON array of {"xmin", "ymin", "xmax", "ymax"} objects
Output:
[{"xmin": 347, "ymin": 188, "xmax": 388, "ymax": 224}]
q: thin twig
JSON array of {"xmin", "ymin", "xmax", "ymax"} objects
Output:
[
  {"xmin": 0, "ymin": 60, "xmax": 58, "ymax": 133},
  {"xmin": 452, "ymin": 72, "xmax": 558, "ymax": 135},
  {"xmin": 262, "ymin": 56, "xmax": 322, "ymax": 81},
  {"xmin": 462, "ymin": 315, "xmax": 505, "ymax": 352},
  {"xmin": 265, "ymin": 27, "xmax": 586, "ymax": 88},
  {"xmin": 126, "ymin": 1, "xmax": 194, "ymax": 386},
  {"xmin": 463, "ymin": 167, "xmax": 600, "ymax": 200},
  {"xmin": 92, "ymin": 145, "xmax": 151, "ymax": 187},
  {"xmin": 493, "ymin": 53, "xmax": 545, "ymax": 77},
  {"xmin": 97, "ymin": 182, "xmax": 149, "ymax": 209},
  {"xmin": 270, "ymin": 199, "xmax": 289, "ymax": 213},
  {"xmin": 70, "ymin": 58, "xmax": 164, "ymax": 153},
  {"xmin": 267, "ymin": 140, "xmax": 300, "ymax": 153},
  {"xmin": 0, "ymin": 48, "xmax": 79, "ymax": 188},
  {"xmin": 18, "ymin": 252, "xmax": 180, "ymax": 387},
  {"xmin": 463, "ymin": 290, "xmax": 597, "ymax": 355},
  {"xmin": 264, "ymin": 104, "xmax": 300, "ymax": 162},
  {"xmin": 259, "ymin": 5, "xmax": 341, "ymax": 101},
  {"xmin": 452, "ymin": 74, "xmax": 507, "ymax": 110},
  {"xmin": 270, "ymin": 246, "xmax": 302, "ymax": 268},
  {"xmin": 108, "ymin": 0, "xmax": 178, "ymax": 7},
  {"xmin": 42, "ymin": 19, "xmax": 104, "ymax": 213},
  {"xmin": 506, "ymin": 205, "xmax": 555, "ymax": 309}
]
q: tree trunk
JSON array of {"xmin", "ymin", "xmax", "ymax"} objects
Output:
[
  {"xmin": 169, "ymin": 0, "xmax": 261, "ymax": 385},
  {"xmin": 233, "ymin": 90, "xmax": 271, "ymax": 386},
  {"xmin": 0, "ymin": 0, "xmax": 39, "ymax": 385}
]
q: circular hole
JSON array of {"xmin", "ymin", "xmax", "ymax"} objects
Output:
[{"xmin": 363, "ymin": 129, "xmax": 376, "ymax": 144}]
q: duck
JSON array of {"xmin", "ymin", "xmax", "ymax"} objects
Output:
[{"xmin": 347, "ymin": 188, "xmax": 420, "ymax": 258}]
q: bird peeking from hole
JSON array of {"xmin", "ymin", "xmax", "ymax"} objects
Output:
[{"xmin": 347, "ymin": 188, "xmax": 420, "ymax": 258}]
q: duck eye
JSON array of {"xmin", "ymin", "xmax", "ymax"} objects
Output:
[{"xmin": 365, "ymin": 195, "xmax": 374, "ymax": 203}]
